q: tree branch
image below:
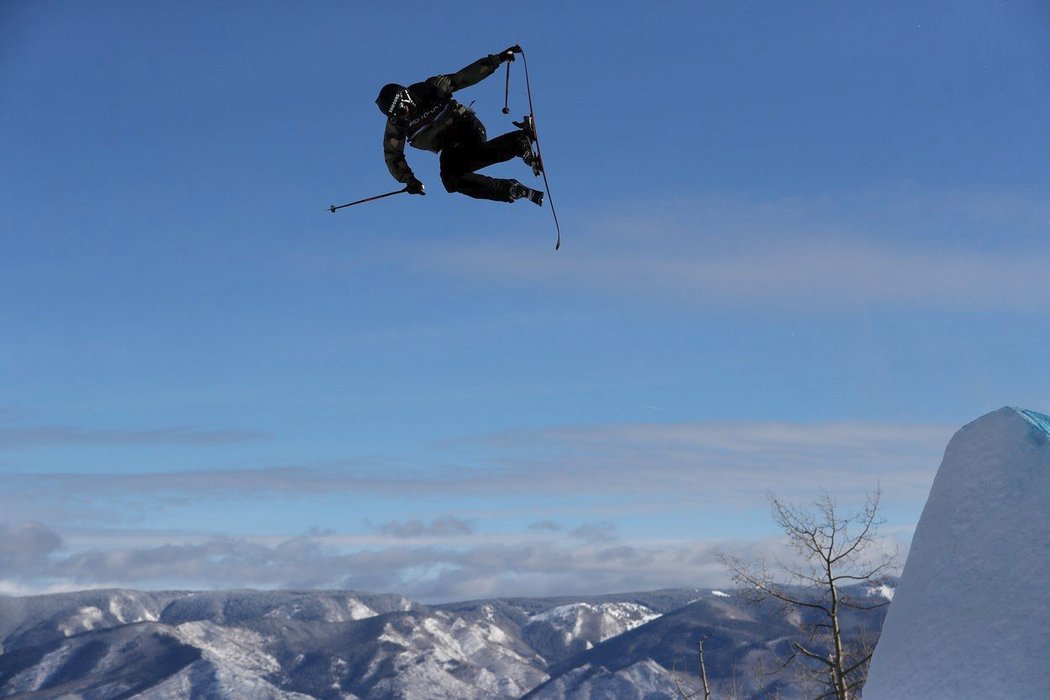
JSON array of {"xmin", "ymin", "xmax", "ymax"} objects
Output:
[
  {"xmin": 718, "ymin": 486, "xmax": 896, "ymax": 700},
  {"xmin": 793, "ymin": 641, "xmax": 833, "ymax": 668}
]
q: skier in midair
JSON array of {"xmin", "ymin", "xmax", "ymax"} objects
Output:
[{"xmin": 374, "ymin": 46, "xmax": 544, "ymax": 206}]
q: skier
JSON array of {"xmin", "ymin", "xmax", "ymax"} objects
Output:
[{"xmin": 374, "ymin": 46, "xmax": 544, "ymax": 206}]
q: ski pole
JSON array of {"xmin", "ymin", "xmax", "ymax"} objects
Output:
[
  {"xmin": 501, "ymin": 44, "xmax": 522, "ymax": 114},
  {"xmin": 502, "ymin": 60, "xmax": 512, "ymax": 114},
  {"xmin": 329, "ymin": 186, "xmax": 417, "ymax": 213}
]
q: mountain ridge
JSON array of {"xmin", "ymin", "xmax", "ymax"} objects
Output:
[{"xmin": 0, "ymin": 585, "xmax": 889, "ymax": 699}]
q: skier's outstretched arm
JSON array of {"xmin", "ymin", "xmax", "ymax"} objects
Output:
[
  {"xmin": 382, "ymin": 122, "xmax": 425, "ymax": 193},
  {"xmin": 438, "ymin": 46, "xmax": 521, "ymax": 92},
  {"xmin": 382, "ymin": 122, "xmax": 414, "ymax": 183}
]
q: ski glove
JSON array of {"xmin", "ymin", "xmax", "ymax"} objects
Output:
[
  {"xmin": 406, "ymin": 177, "xmax": 425, "ymax": 195},
  {"xmin": 498, "ymin": 45, "xmax": 523, "ymax": 62}
]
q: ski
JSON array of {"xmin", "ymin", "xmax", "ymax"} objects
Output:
[{"xmin": 514, "ymin": 49, "xmax": 562, "ymax": 251}]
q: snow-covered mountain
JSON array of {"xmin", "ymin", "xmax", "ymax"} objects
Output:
[{"xmin": 0, "ymin": 586, "xmax": 889, "ymax": 699}]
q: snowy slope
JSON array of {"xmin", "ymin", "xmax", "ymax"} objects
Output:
[
  {"xmin": 521, "ymin": 600, "xmax": 662, "ymax": 665},
  {"xmin": 524, "ymin": 592, "xmax": 808, "ymax": 700},
  {"xmin": 864, "ymin": 407, "xmax": 1050, "ymax": 699}
]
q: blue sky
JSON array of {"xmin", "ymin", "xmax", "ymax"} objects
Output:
[{"xmin": 2, "ymin": 1, "xmax": 1049, "ymax": 601}]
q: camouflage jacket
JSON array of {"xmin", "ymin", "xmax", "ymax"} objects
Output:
[{"xmin": 382, "ymin": 53, "xmax": 502, "ymax": 184}]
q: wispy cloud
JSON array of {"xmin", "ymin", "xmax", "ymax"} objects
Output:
[
  {"xmin": 450, "ymin": 419, "xmax": 952, "ymax": 505},
  {"xmin": 0, "ymin": 522, "xmax": 62, "ymax": 564},
  {"xmin": 1, "ymin": 419, "xmax": 950, "ymax": 509},
  {"xmin": 370, "ymin": 517, "xmax": 476, "ymax": 539},
  {"xmin": 569, "ymin": 521, "xmax": 619, "ymax": 544},
  {"xmin": 0, "ymin": 424, "xmax": 268, "ymax": 449},
  {"xmin": 403, "ymin": 190, "xmax": 1050, "ymax": 313},
  {"xmin": 0, "ymin": 419, "xmax": 950, "ymax": 520}
]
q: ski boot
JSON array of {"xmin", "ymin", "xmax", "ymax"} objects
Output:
[
  {"xmin": 513, "ymin": 115, "xmax": 543, "ymax": 176},
  {"xmin": 513, "ymin": 114, "xmax": 537, "ymax": 142},
  {"xmin": 509, "ymin": 180, "xmax": 544, "ymax": 206}
]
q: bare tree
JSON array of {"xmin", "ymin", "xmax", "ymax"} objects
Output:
[
  {"xmin": 673, "ymin": 633, "xmax": 713, "ymax": 699},
  {"xmin": 719, "ymin": 489, "xmax": 896, "ymax": 700}
]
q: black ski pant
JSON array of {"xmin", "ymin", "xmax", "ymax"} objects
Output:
[{"xmin": 440, "ymin": 129, "xmax": 530, "ymax": 202}]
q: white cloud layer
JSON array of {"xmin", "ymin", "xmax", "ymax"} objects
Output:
[{"xmin": 0, "ymin": 518, "xmax": 910, "ymax": 603}]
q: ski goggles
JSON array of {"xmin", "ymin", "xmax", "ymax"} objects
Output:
[{"xmin": 387, "ymin": 88, "xmax": 415, "ymax": 117}]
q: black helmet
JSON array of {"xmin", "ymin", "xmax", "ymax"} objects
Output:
[{"xmin": 376, "ymin": 83, "xmax": 413, "ymax": 117}]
